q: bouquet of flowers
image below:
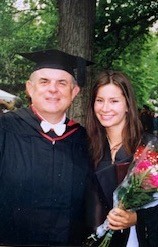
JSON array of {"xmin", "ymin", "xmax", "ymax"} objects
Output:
[{"xmin": 83, "ymin": 137, "xmax": 158, "ymax": 247}]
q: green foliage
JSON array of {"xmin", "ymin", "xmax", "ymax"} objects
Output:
[
  {"xmin": 0, "ymin": 0, "xmax": 158, "ymax": 110},
  {"xmin": 94, "ymin": 0, "xmax": 158, "ymax": 111},
  {"xmin": 110, "ymin": 34, "xmax": 158, "ymax": 110},
  {"xmin": 0, "ymin": 0, "xmax": 58, "ymax": 90},
  {"xmin": 95, "ymin": 0, "xmax": 158, "ymax": 68}
]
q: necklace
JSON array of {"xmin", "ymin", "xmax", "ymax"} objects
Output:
[
  {"xmin": 110, "ymin": 142, "xmax": 122, "ymax": 151},
  {"xmin": 110, "ymin": 141, "xmax": 122, "ymax": 164}
]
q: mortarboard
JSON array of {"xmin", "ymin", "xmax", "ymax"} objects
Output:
[{"xmin": 19, "ymin": 49, "xmax": 93, "ymax": 87}]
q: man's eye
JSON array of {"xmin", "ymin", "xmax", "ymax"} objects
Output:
[
  {"xmin": 58, "ymin": 81, "xmax": 67, "ymax": 86},
  {"xmin": 41, "ymin": 80, "xmax": 48, "ymax": 84}
]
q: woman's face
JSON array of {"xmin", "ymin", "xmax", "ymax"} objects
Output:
[{"xmin": 94, "ymin": 84, "xmax": 128, "ymax": 130}]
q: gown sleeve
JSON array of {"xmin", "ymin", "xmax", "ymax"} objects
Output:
[{"xmin": 0, "ymin": 117, "xmax": 5, "ymax": 163}]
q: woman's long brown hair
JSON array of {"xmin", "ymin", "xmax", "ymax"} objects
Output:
[{"xmin": 86, "ymin": 70, "xmax": 142, "ymax": 167}]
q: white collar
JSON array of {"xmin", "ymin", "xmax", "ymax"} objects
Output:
[{"xmin": 40, "ymin": 115, "xmax": 66, "ymax": 136}]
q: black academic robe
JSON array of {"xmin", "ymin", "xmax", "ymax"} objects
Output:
[
  {"xmin": 95, "ymin": 135, "xmax": 158, "ymax": 247},
  {"xmin": 0, "ymin": 108, "xmax": 91, "ymax": 246},
  {"xmin": 94, "ymin": 140, "xmax": 133, "ymax": 247}
]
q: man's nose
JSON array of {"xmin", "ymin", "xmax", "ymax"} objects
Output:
[{"xmin": 48, "ymin": 81, "xmax": 58, "ymax": 92}]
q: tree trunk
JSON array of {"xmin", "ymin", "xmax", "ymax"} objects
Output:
[{"xmin": 57, "ymin": 0, "xmax": 96, "ymax": 125}]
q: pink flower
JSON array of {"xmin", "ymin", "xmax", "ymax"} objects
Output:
[
  {"xmin": 140, "ymin": 171, "xmax": 158, "ymax": 189},
  {"xmin": 146, "ymin": 174, "xmax": 158, "ymax": 188},
  {"xmin": 134, "ymin": 160, "xmax": 152, "ymax": 173}
]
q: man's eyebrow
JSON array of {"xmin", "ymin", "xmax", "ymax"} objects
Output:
[
  {"xmin": 39, "ymin": 78, "xmax": 68, "ymax": 81},
  {"xmin": 57, "ymin": 79, "xmax": 68, "ymax": 81},
  {"xmin": 39, "ymin": 77, "xmax": 48, "ymax": 80}
]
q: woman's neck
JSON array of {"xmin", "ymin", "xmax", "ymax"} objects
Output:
[
  {"xmin": 106, "ymin": 129, "xmax": 122, "ymax": 147},
  {"xmin": 106, "ymin": 127, "xmax": 123, "ymax": 163}
]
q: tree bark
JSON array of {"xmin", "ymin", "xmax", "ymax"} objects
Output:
[{"xmin": 57, "ymin": 0, "xmax": 96, "ymax": 125}]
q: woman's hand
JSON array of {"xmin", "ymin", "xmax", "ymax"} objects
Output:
[{"xmin": 107, "ymin": 207, "xmax": 137, "ymax": 230}]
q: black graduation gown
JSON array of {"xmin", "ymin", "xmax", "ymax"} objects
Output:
[
  {"xmin": 95, "ymin": 135, "xmax": 158, "ymax": 247},
  {"xmin": 94, "ymin": 140, "xmax": 133, "ymax": 247},
  {"xmin": 0, "ymin": 108, "xmax": 91, "ymax": 246}
]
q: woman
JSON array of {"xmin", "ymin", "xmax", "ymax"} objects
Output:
[{"xmin": 86, "ymin": 70, "xmax": 158, "ymax": 246}]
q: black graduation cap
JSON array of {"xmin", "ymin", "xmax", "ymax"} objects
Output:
[{"xmin": 19, "ymin": 49, "xmax": 93, "ymax": 87}]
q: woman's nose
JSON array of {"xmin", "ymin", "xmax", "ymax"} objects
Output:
[{"xmin": 101, "ymin": 102, "xmax": 110, "ymax": 111}]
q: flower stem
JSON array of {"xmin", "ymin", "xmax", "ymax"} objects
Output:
[{"xmin": 98, "ymin": 230, "xmax": 114, "ymax": 247}]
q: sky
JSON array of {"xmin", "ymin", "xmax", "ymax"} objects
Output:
[{"xmin": 14, "ymin": 0, "xmax": 29, "ymax": 10}]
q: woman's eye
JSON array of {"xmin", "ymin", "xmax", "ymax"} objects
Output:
[
  {"xmin": 111, "ymin": 100, "xmax": 119, "ymax": 103},
  {"xmin": 95, "ymin": 98, "xmax": 103, "ymax": 102}
]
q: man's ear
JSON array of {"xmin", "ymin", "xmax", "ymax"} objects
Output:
[
  {"xmin": 26, "ymin": 80, "xmax": 33, "ymax": 98},
  {"xmin": 72, "ymin": 85, "xmax": 80, "ymax": 100}
]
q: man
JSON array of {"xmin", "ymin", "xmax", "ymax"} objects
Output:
[{"xmin": 0, "ymin": 49, "xmax": 93, "ymax": 246}]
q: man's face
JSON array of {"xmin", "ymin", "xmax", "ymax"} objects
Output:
[{"xmin": 26, "ymin": 68, "xmax": 80, "ymax": 120}]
